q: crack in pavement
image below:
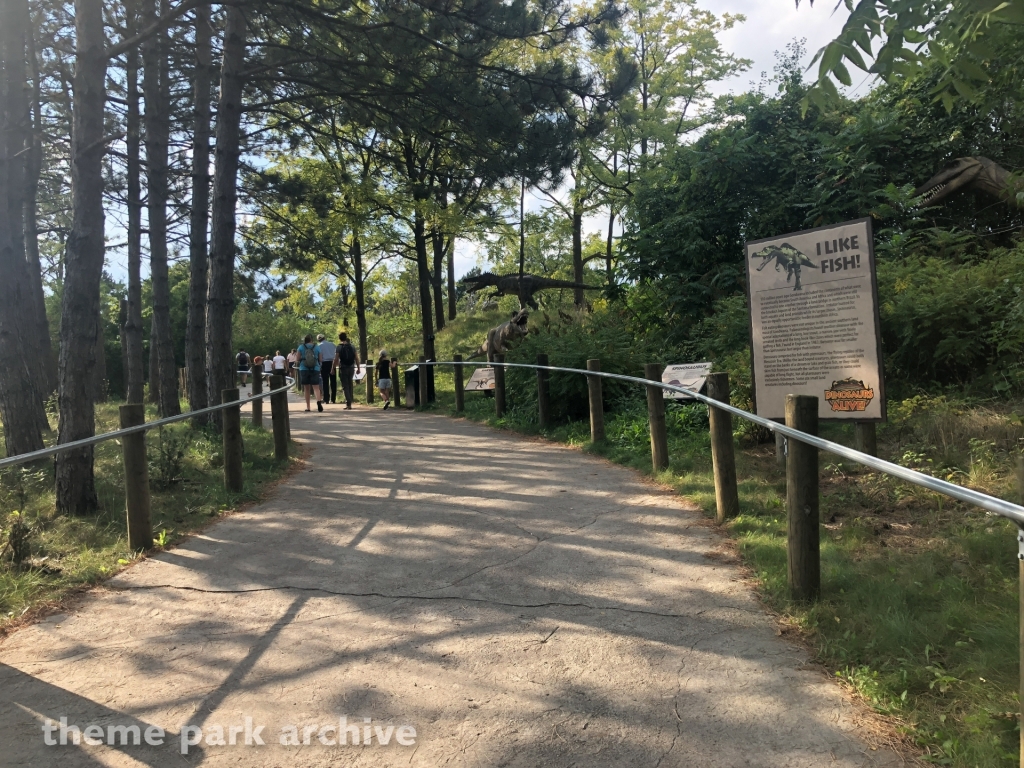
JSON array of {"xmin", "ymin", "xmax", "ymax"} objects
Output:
[{"xmin": 110, "ymin": 583, "xmax": 702, "ymax": 620}]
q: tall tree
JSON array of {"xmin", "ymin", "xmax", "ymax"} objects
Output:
[
  {"xmin": 123, "ymin": 0, "xmax": 145, "ymax": 404},
  {"xmin": 186, "ymin": 3, "xmax": 212, "ymax": 415},
  {"xmin": 205, "ymin": 4, "xmax": 246, "ymax": 425},
  {"xmin": 22, "ymin": 1, "xmax": 57, "ymax": 399},
  {"xmin": 142, "ymin": 0, "xmax": 180, "ymax": 416},
  {"xmin": 55, "ymin": 0, "xmax": 106, "ymax": 514},
  {"xmin": 0, "ymin": 0, "xmax": 47, "ymax": 457}
]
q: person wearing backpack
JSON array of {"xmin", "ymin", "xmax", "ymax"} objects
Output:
[
  {"xmin": 236, "ymin": 349, "xmax": 250, "ymax": 387},
  {"xmin": 297, "ymin": 334, "xmax": 324, "ymax": 412},
  {"xmin": 335, "ymin": 332, "xmax": 360, "ymax": 409}
]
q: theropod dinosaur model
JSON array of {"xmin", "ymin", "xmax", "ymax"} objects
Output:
[
  {"xmin": 914, "ymin": 156, "xmax": 1022, "ymax": 207},
  {"xmin": 752, "ymin": 243, "xmax": 817, "ymax": 291},
  {"xmin": 468, "ymin": 309, "xmax": 529, "ymax": 362},
  {"xmin": 462, "ymin": 272, "xmax": 599, "ymax": 310}
]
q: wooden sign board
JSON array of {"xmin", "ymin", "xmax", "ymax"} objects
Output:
[
  {"xmin": 353, "ymin": 366, "xmax": 370, "ymax": 382},
  {"xmin": 465, "ymin": 367, "xmax": 496, "ymax": 391},
  {"xmin": 662, "ymin": 363, "xmax": 713, "ymax": 400},
  {"xmin": 745, "ymin": 217, "xmax": 885, "ymax": 421}
]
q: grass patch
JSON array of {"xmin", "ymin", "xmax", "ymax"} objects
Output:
[
  {"xmin": 419, "ymin": 375, "xmax": 1023, "ymax": 766},
  {"xmin": 0, "ymin": 401, "xmax": 300, "ymax": 631}
]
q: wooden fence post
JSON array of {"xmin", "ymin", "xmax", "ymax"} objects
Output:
[
  {"xmin": 587, "ymin": 359, "xmax": 605, "ymax": 443},
  {"xmin": 707, "ymin": 372, "xmax": 740, "ymax": 523},
  {"xmin": 270, "ymin": 374, "xmax": 288, "ymax": 460},
  {"xmin": 786, "ymin": 394, "xmax": 820, "ymax": 602},
  {"xmin": 418, "ymin": 356, "xmax": 428, "ymax": 408},
  {"xmin": 391, "ymin": 359, "xmax": 401, "ymax": 408},
  {"xmin": 119, "ymin": 404, "xmax": 152, "ymax": 551},
  {"xmin": 493, "ymin": 356, "xmax": 505, "ymax": 421},
  {"xmin": 366, "ymin": 359, "xmax": 375, "ymax": 404},
  {"xmin": 855, "ymin": 422, "xmax": 877, "ymax": 457},
  {"xmin": 644, "ymin": 363, "xmax": 669, "ymax": 472},
  {"xmin": 775, "ymin": 423, "xmax": 787, "ymax": 469},
  {"xmin": 222, "ymin": 388, "xmax": 244, "ymax": 492},
  {"xmin": 536, "ymin": 353, "xmax": 550, "ymax": 429},
  {"xmin": 454, "ymin": 354, "xmax": 465, "ymax": 413},
  {"xmin": 250, "ymin": 364, "xmax": 263, "ymax": 428}
]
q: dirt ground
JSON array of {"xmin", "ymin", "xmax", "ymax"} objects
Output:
[{"xmin": 0, "ymin": 395, "xmax": 903, "ymax": 766}]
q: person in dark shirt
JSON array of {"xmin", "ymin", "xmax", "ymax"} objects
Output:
[{"xmin": 376, "ymin": 350, "xmax": 393, "ymax": 410}]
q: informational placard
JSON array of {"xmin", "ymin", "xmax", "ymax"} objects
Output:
[
  {"xmin": 662, "ymin": 363, "xmax": 713, "ymax": 400},
  {"xmin": 353, "ymin": 366, "xmax": 370, "ymax": 382},
  {"xmin": 745, "ymin": 218, "xmax": 885, "ymax": 421},
  {"xmin": 465, "ymin": 367, "xmax": 495, "ymax": 391}
]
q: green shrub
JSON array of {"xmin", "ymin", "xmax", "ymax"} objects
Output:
[
  {"xmin": 504, "ymin": 308, "xmax": 659, "ymax": 425},
  {"xmin": 877, "ymin": 245, "xmax": 1024, "ymax": 392}
]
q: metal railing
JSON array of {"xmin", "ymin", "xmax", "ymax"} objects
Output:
[
  {"xmin": 0, "ymin": 375, "xmax": 294, "ymax": 472},
  {"xmin": 413, "ymin": 359, "xmax": 1024, "ymax": 525}
]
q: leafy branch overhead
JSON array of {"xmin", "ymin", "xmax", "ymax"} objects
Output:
[{"xmin": 797, "ymin": 0, "xmax": 1023, "ymax": 112}]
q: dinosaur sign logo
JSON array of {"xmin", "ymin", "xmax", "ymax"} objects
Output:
[
  {"xmin": 752, "ymin": 243, "xmax": 817, "ymax": 291},
  {"xmin": 824, "ymin": 378, "xmax": 875, "ymax": 412}
]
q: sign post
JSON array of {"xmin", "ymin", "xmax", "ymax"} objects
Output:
[{"xmin": 745, "ymin": 218, "xmax": 885, "ymax": 423}]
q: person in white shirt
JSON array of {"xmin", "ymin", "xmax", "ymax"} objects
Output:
[
  {"xmin": 263, "ymin": 355, "xmax": 273, "ymax": 374},
  {"xmin": 317, "ymin": 333, "xmax": 338, "ymax": 405},
  {"xmin": 273, "ymin": 350, "xmax": 287, "ymax": 378}
]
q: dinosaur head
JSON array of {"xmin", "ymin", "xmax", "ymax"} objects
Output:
[
  {"xmin": 914, "ymin": 157, "xmax": 986, "ymax": 205},
  {"xmin": 510, "ymin": 309, "xmax": 529, "ymax": 339},
  {"xmin": 461, "ymin": 272, "xmax": 499, "ymax": 293}
]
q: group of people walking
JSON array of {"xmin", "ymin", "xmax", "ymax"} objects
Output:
[{"xmin": 237, "ymin": 332, "xmax": 395, "ymax": 413}]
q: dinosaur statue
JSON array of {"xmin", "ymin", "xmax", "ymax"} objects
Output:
[
  {"xmin": 914, "ymin": 156, "xmax": 1022, "ymax": 208},
  {"xmin": 462, "ymin": 272, "xmax": 599, "ymax": 310},
  {"xmin": 468, "ymin": 309, "xmax": 529, "ymax": 362},
  {"xmin": 752, "ymin": 243, "xmax": 817, "ymax": 291}
]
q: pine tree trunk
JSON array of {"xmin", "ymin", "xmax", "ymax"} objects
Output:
[
  {"xmin": 56, "ymin": 0, "xmax": 105, "ymax": 515},
  {"xmin": 143, "ymin": 0, "xmax": 179, "ymax": 417},
  {"xmin": 205, "ymin": 5, "xmax": 246, "ymax": 428},
  {"xmin": 413, "ymin": 207, "xmax": 436, "ymax": 362},
  {"xmin": 572, "ymin": 202, "xmax": 584, "ymax": 308},
  {"xmin": 148, "ymin": 316, "xmax": 160, "ymax": 404},
  {"xmin": 0, "ymin": 0, "xmax": 45, "ymax": 457},
  {"xmin": 447, "ymin": 237, "xmax": 456, "ymax": 321},
  {"xmin": 186, "ymin": 2, "xmax": 212, "ymax": 415},
  {"xmin": 92, "ymin": 314, "xmax": 107, "ymax": 402},
  {"xmin": 605, "ymin": 204, "xmax": 615, "ymax": 287},
  {"xmin": 352, "ymin": 233, "xmax": 368, "ymax": 363},
  {"xmin": 431, "ymin": 227, "xmax": 445, "ymax": 333},
  {"xmin": 23, "ymin": 5, "xmax": 56, "ymax": 400},
  {"xmin": 123, "ymin": 11, "xmax": 145, "ymax": 404}
]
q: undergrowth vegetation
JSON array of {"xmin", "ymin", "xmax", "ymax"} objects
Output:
[{"xmin": 0, "ymin": 402, "xmax": 298, "ymax": 630}]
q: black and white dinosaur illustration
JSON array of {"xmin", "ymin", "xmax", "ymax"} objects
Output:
[
  {"xmin": 462, "ymin": 272, "xmax": 599, "ymax": 310},
  {"xmin": 752, "ymin": 243, "xmax": 817, "ymax": 291}
]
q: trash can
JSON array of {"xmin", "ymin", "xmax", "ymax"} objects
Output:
[{"xmin": 405, "ymin": 365, "xmax": 420, "ymax": 406}]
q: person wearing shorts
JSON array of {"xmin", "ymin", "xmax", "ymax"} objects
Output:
[
  {"xmin": 298, "ymin": 335, "xmax": 324, "ymax": 412},
  {"xmin": 376, "ymin": 350, "xmax": 393, "ymax": 410}
]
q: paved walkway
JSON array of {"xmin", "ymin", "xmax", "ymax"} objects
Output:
[{"xmin": 0, "ymin": 396, "xmax": 902, "ymax": 766}]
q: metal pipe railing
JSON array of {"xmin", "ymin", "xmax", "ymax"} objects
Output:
[
  {"xmin": 0, "ymin": 376, "xmax": 294, "ymax": 472},
  {"xmin": 414, "ymin": 360, "xmax": 1024, "ymax": 526}
]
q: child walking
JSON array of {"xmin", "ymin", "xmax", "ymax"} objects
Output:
[{"xmin": 376, "ymin": 350, "xmax": 393, "ymax": 410}]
